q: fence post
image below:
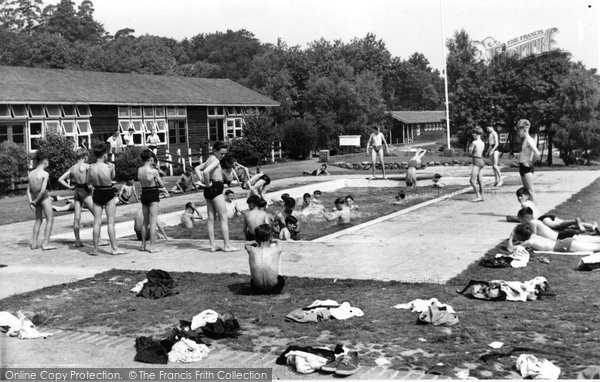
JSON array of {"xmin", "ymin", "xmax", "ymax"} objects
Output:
[
  {"xmin": 278, "ymin": 142, "xmax": 282, "ymax": 160},
  {"xmin": 166, "ymin": 150, "xmax": 173, "ymax": 176},
  {"xmin": 177, "ymin": 148, "xmax": 185, "ymax": 173},
  {"xmin": 199, "ymin": 147, "xmax": 204, "ymax": 165},
  {"xmin": 110, "ymin": 153, "xmax": 115, "ymax": 162},
  {"xmin": 270, "ymin": 143, "xmax": 275, "ymax": 163},
  {"xmin": 188, "ymin": 147, "xmax": 193, "ymax": 167}
]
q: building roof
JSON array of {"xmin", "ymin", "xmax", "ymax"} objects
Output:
[
  {"xmin": 389, "ymin": 110, "xmax": 446, "ymax": 124},
  {"xmin": 0, "ymin": 66, "xmax": 279, "ymax": 107}
]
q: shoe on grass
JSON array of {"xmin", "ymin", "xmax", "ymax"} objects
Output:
[
  {"xmin": 335, "ymin": 351, "xmax": 360, "ymax": 376},
  {"xmin": 320, "ymin": 357, "xmax": 340, "ymax": 373}
]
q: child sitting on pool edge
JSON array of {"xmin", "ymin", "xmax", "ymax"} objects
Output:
[{"xmin": 245, "ymin": 224, "xmax": 285, "ymax": 295}]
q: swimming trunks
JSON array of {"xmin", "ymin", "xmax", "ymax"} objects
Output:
[
  {"xmin": 141, "ymin": 186, "xmax": 160, "ymax": 205},
  {"xmin": 73, "ymin": 184, "xmax": 91, "ymax": 203},
  {"xmin": 557, "ymin": 230, "xmax": 580, "ymax": 240},
  {"xmin": 135, "ymin": 229, "xmax": 150, "ymax": 241},
  {"xmin": 259, "ymin": 174, "xmax": 271, "ymax": 185},
  {"xmin": 372, "ymin": 145, "xmax": 382, "ymax": 153},
  {"xmin": 519, "ymin": 163, "xmax": 535, "ymax": 177},
  {"xmin": 203, "ymin": 181, "xmax": 224, "ymax": 201},
  {"xmin": 92, "ymin": 186, "xmax": 117, "ymax": 206},
  {"xmin": 538, "ymin": 214, "xmax": 556, "ymax": 222},
  {"xmin": 148, "ymin": 145, "xmax": 158, "ymax": 152},
  {"xmin": 178, "ymin": 182, "xmax": 188, "ymax": 192},
  {"xmin": 472, "ymin": 157, "xmax": 485, "ymax": 168},
  {"xmin": 250, "ymin": 275, "xmax": 285, "ymax": 295},
  {"xmin": 553, "ymin": 237, "xmax": 573, "ymax": 252}
]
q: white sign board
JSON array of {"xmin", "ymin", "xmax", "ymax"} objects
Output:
[{"xmin": 339, "ymin": 135, "xmax": 361, "ymax": 147}]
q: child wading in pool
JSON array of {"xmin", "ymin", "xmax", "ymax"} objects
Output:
[
  {"xmin": 58, "ymin": 148, "xmax": 93, "ymax": 247},
  {"xmin": 27, "ymin": 151, "xmax": 56, "ymax": 250},
  {"xmin": 180, "ymin": 202, "xmax": 204, "ymax": 228},
  {"xmin": 366, "ymin": 125, "xmax": 390, "ymax": 180},
  {"xmin": 516, "ymin": 119, "xmax": 540, "ymax": 204},
  {"xmin": 243, "ymin": 198, "xmax": 272, "ymax": 241},
  {"xmin": 469, "ymin": 126, "xmax": 486, "ymax": 202},
  {"xmin": 279, "ymin": 215, "xmax": 299, "ymax": 241},
  {"xmin": 194, "ymin": 141, "xmax": 238, "ymax": 252},
  {"xmin": 87, "ymin": 143, "xmax": 124, "ymax": 256},
  {"xmin": 138, "ymin": 149, "xmax": 169, "ymax": 253},
  {"xmin": 323, "ymin": 198, "xmax": 351, "ymax": 224},
  {"xmin": 245, "ymin": 224, "xmax": 285, "ymax": 294}
]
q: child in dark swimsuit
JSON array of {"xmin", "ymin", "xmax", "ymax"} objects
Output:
[
  {"xmin": 194, "ymin": 141, "xmax": 238, "ymax": 252},
  {"xmin": 27, "ymin": 151, "xmax": 56, "ymax": 250},
  {"xmin": 138, "ymin": 149, "xmax": 169, "ymax": 253}
]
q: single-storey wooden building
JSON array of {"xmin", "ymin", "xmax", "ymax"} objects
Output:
[
  {"xmin": 388, "ymin": 110, "xmax": 447, "ymax": 144},
  {"xmin": 0, "ymin": 66, "xmax": 278, "ymax": 154}
]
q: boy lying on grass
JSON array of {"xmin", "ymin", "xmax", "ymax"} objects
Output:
[
  {"xmin": 517, "ymin": 207, "xmax": 597, "ymax": 241},
  {"xmin": 509, "ymin": 223, "xmax": 600, "ymax": 253}
]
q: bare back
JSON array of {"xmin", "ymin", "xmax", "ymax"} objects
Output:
[
  {"xmin": 28, "ymin": 168, "xmax": 48, "ymax": 199},
  {"xmin": 246, "ymin": 243, "xmax": 282, "ymax": 287},
  {"xmin": 245, "ymin": 209, "xmax": 271, "ymax": 234},
  {"xmin": 530, "ymin": 220, "xmax": 558, "ymax": 241},
  {"xmin": 69, "ymin": 162, "xmax": 89, "ymax": 185},
  {"xmin": 138, "ymin": 166, "xmax": 159, "ymax": 188},
  {"xmin": 488, "ymin": 130, "xmax": 498, "ymax": 147},
  {"xmin": 89, "ymin": 162, "xmax": 114, "ymax": 187},
  {"xmin": 471, "ymin": 139, "xmax": 485, "ymax": 158}
]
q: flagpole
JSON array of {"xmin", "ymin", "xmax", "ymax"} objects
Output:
[{"xmin": 440, "ymin": 0, "xmax": 451, "ymax": 149}]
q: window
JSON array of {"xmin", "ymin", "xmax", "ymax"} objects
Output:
[
  {"xmin": 28, "ymin": 105, "xmax": 45, "ymax": 118},
  {"xmin": 155, "ymin": 120, "xmax": 167, "ymax": 132},
  {"xmin": 226, "ymin": 107, "xmax": 235, "ymax": 116},
  {"xmin": 168, "ymin": 120, "xmax": 187, "ymax": 145},
  {"xmin": 29, "ymin": 121, "xmax": 43, "ymax": 150},
  {"xmin": 45, "ymin": 105, "xmax": 61, "ymax": 118},
  {"xmin": 0, "ymin": 125, "xmax": 7, "ymax": 142},
  {"xmin": 77, "ymin": 120, "xmax": 92, "ymax": 134},
  {"xmin": 144, "ymin": 120, "xmax": 156, "ymax": 132},
  {"xmin": 45, "ymin": 120, "xmax": 61, "ymax": 133},
  {"xmin": 61, "ymin": 105, "xmax": 77, "ymax": 118},
  {"xmin": 225, "ymin": 118, "xmax": 243, "ymax": 138},
  {"xmin": 0, "ymin": 105, "xmax": 10, "ymax": 119},
  {"xmin": 62, "ymin": 121, "xmax": 76, "ymax": 135},
  {"xmin": 216, "ymin": 106, "xmax": 224, "ymax": 116},
  {"xmin": 76, "ymin": 105, "xmax": 92, "ymax": 117},
  {"xmin": 209, "ymin": 119, "xmax": 218, "ymax": 141},
  {"xmin": 207, "ymin": 107, "xmax": 216, "ymax": 116},
  {"xmin": 167, "ymin": 106, "xmax": 177, "ymax": 117},
  {"xmin": 143, "ymin": 106, "xmax": 154, "ymax": 118},
  {"xmin": 118, "ymin": 106, "xmax": 130, "ymax": 118},
  {"xmin": 0, "ymin": 123, "xmax": 25, "ymax": 144},
  {"xmin": 154, "ymin": 107, "xmax": 165, "ymax": 117},
  {"xmin": 130, "ymin": 106, "xmax": 142, "ymax": 118},
  {"xmin": 10, "ymin": 104, "xmax": 27, "ymax": 118},
  {"xmin": 119, "ymin": 120, "xmax": 131, "ymax": 132},
  {"xmin": 131, "ymin": 120, "xmax": 143, "ymax": 132},
  {"xmin": 177, "ymin": 107, "xmax": 187, "ymax": 117}
]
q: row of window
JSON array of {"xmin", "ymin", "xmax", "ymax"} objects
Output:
[
  {"xmin": 0, "ymin": 120, "xmax": 92, "ymax": 151},
  {"xmin": 0, "ymin": 104, "xmax": 92, "ymax": 119},
  {"xmin": 208, "ymin": 118, "xmax": 244, "ymax": 141},
  {"xmin": 207, "ymin": 106, "xmax": 258, "ymax": 117},
  {"xmin": 424, "ymin": 123, "xmax": 445, "ymax": 132},
  {"xmin": 118, "ymin": 106, "xmax": 187, "ymax": 119}
]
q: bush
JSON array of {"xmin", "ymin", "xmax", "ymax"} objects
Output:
[
  {"xmin": 242, "ymin": 111, "xmax": 280, "ymax": 159},
  {"xmin": 282, "ymin": 118, "xmax": 317, "ymax": 160},
  {"xmin": 114, "ymin": 146, "xmax": 144, "ymax": 181},
  {"xmin": 36, "ymin": 131, "xmax": 77, "ymax": 188},
  {"xmin": 0, "ymin": 141, "xmax": 29, "ymax": 194},
  {"xmin": 228, "ymin": 138, "xmax": 260, "ymax": 166}
]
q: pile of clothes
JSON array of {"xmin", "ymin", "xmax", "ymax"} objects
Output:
[
  {"xmin": 516, "ymin": 354, "xmax": 561, "ymax": 379},
  {"xmin": 457, "ymin": 276, "xmax": 550, "ymax": 302},
  {"xmin": 577, "ymin": 253, "xmax": 600, "ymax": 271},
  {"xmin": 480, "ymin": 245, "xmax": 530, "ymax": 269},
  {"xmin": 0, "ymin": 311, "xmax": 54, "ymax": 340},
  {"xmin": 286, "ymin": 300, "xmax": 363, "ymax": 323},
  {"xmin": 393, "ymin": 298, "xmax": 458, "ymax": 327},
  {"xmin": 132, "ymin": 269, "xmax": 178, "ymax": 299},
  {"xmin": 277, "ymin": 344, "xmax": 360, "ymax": 376},
  {"xmin": 134, "ymin": 310, "xmax": 239, "ymax": 364}
]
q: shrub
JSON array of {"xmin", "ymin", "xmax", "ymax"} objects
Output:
[
  {"xmin": 36, "ymin": 131, "xmax": 77, "ymax": 188},
  {"xmin": 0, "ymin": 141, "xmax": 29, "ymax": 194},
  {"xmin": 114, "ymin": 146, "xmax": 144, "ymax": 181},
  {"xmin": 242, "ymin": 111, "xmax": 280, "ymax": 160},
  {"xmin": 228, "ymin": 138, "xmax": 260, "ymax": 166},
  {"xmin": 282, "ymin": 118, "xmax": 317, "ymax": 160}
]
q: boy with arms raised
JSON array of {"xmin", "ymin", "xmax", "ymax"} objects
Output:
[
  {"xmin": 27, "ymin": 151, "xmax": 56, "ymax": 250},
  {"xmin": 58, "ymin": 148, "xmax": 93, "ymax": 247},
  {"xmin": 138, "ymin": 149, "xmax": 169, "ymax": 252},
  {"xmin": 87, "ymin": 143, "xmax": 124, "ymax": 256}
]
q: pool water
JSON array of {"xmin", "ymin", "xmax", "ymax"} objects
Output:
[{"xmin": 150, "ymin": 185, "xmax": 463, "ymax": 242}]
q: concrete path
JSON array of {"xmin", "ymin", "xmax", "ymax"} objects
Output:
[{"xmin": 0, "ymin": 170, "xmax": 597, "ymax": 299}]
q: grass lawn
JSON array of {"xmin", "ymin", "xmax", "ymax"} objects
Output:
[{"xmin": 3, "ymin": 178, "xmax": 600, "ymax": 378}]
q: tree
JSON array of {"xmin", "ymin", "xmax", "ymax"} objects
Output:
[
  {"xmin": 238, "ymin": 112, "xmax": 279, "ymax": 161},
  {"xmin": 36, "ymin": 129, "xmax": 77, "ymax": 187},
  {"xmin": 0, "ymin": 140, "xmax": 29, "ymax": 194},
  {"xmin": 282, "ymin": 118, "xmax": 317, "ymax": 159},
  {"xmin": 0, "ymin": 0, "xmax": 43, "ymax": 32},
  {"xmin": 37, "ymin": 0, "xmax": 105, "ymax": 44}
]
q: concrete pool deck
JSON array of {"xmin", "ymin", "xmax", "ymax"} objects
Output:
[{"xmin": 0, "ymin": 169, "xmax": 598, "ymax": 298}]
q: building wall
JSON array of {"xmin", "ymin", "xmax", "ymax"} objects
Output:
[
  {"xmin": 90, "ymin": 105, "xmax": 118, "ymax": 143},
  {"xmin": 187, "ymin": 106, "xmax": 208, "ymax": 151}
]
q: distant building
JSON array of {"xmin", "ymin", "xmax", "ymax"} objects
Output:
[
  {"xmin": 388, "ymin": 110, "xmax": 446, "ymax": 144},
  {"xmin": 0, "ymin": 66, "xmax": 278, "ymax": 153}
]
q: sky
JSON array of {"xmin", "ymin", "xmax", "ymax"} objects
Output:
[{"xmin": 89, "ymin": 0, "xmax": 599, "ymax": 71}]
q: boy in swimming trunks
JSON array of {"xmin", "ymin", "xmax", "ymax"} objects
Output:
[
  {"xmin": 224, "ymin": 189, "xmax": 241, "ymax": 219},
  {"xmin": 247, "ymin": 167, "xmax": 271, "ymax": 199},
  {"xmin": 170, "ymin": 170, "xmax": 195, "ymax": 194},
  {"xmin": 509, "ymin": 223, "xmax": 600, "ymax": 253},
  {"xmin": 117, "ymin": 179, "xmax": 139, "ymax": 205},
  {"xmin": 245, "ymin": 224, "xmax": 285, "ymax": 294},
  {"xmin": 275, "ymin": 196, "xmax": 300, "ymax": 231},
  {"xmin": 517, "ymin": 207, "xmax": 590, "ymax": 241},
  {"xmin": 180, "ymin": 202, "xmax": 204, "ymax": 228},
  {"xmin": 133, "ymin": 208, "xmax": 168, "ymax": 241},
  {"xmin": 27, "ymin": 151, "xmax": 56, "ymax": 250},
  {"xmin": 312, "ymin": 190, "xmax": 323, "ymax": 205},
  {"xmin": 366, "ymin": 125, "xmax": 389, "ymax": 180},
  {"xmin": 138, "ymin": 149, "xmax": 169, "ymax": 253},
  {"xmin": 279, "ymin": 215, "xmax": 299, "ymax": 241},
  {"xmin": 58, "ymin": 148, "xmax": 94, "ymax": 247},
  {"xmin": 243, "ymin": 198, "xmax": 272, "ymax": 241},
  {"xmin": 323, "ymin": 198, "xmax": 351, "ymax": 224},
  {"xmin": 87, "ymin": 143, "xmax": 124, "ymax": 256},
  {"xmin": 303, "ymin": 164, "xmax": 330, "ymax": 176},
  {"xmin": 485, "ymin": 125, "xmax": 503, "ymax": 186},
  {"xmin": 516, "ymin": 119, "xmax": 540, "ymax": 204},
  {"xmin": 194, "ymin": 141, "xmax": 238, "ymax": 252},
  {"xmin": 406, "ymin": 148, "xmax": 427, "ymax": 188},
  {"xmin": 469, "ymin": 126, "xmax": 486, "ymax": 202}
]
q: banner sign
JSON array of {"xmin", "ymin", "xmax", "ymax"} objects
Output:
[{"xmin": 473, "ymin": 28, "xmax": 559, "ymax": 63}]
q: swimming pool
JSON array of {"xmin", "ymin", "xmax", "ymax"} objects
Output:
[{"xmin": 129, "ymin": 185, "xmax": 464, "ymax": 242}]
